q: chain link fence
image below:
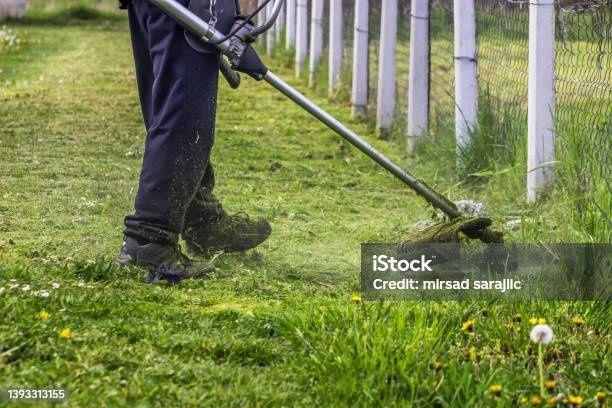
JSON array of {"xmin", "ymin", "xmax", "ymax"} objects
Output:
[
  {"xmin": 554, "ymin": 1, "xmax": 611, "ymax": 181},
  {"xmin": 418, "ymin": 0, "xmax": 610, "ymax": 207},
  {"xmin": 247, "ymin": 0, "xmax": 610, "ymax": 184}
]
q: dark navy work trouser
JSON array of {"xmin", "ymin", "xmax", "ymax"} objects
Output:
[{"xmin": 124, "ymin": 0, "xmax": 222, "ymax": 245}]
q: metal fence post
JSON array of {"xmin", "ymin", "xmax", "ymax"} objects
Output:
[
  {"xmin": 275, "ymin": 0, "xmax": 286, "ymax": 44},
  {"xmin": 527, "ymin": 0, "xmax": 556, "ymax": 202},
  {"xmin": 453, "ymin": 0, "xmax": 478, "ymax": 154},
  {"xmin": 329, "ymin": 0, "xmax": 343, "ymax": 94},
  {"xmin": 309, "ymin": 0, "xmax": 324, "ymax": 87},
  {"xmin": 286, "ymin": 0, "xmax": 296, "ymax": 50},
  {"xmin": 295, "ymin": 0, "xmax": 309, "ymax": 78},
  {"xmin": 352, "ymin": 0, "xmax": 369, "ymax": 117},
  {"xmin": 376, "ymin": 0, "xmax": 398, "ymax": 136},
  {"xmin": 0, "ymin": 0, "xmax": 27, "ymax": 20},
  {"xmin": 266, "ymin": 0, "xmax": 276, "ymax": 56},
  {"xmin": 407, "ymin": 0, "xmax": 429, "ymax": 153},
  {"xmin": 257, "ymin": 0, "xmax": 266, "ymax": 45}
]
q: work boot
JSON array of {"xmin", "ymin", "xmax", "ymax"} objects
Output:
[
  {"xmin": 183, "ymin": 211, "xmax": 272, "ymax": 256},
  {"xmin": 116, "ymin": 236, "xmax": 210, "ymax": 284}
]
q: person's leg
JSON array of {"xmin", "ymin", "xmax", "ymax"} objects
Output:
[
  {"xmin": 123, "ymin": 0, "xmax": 220, "ymax": 246},
  {"xmin": 122, "ymin": 0, "xmax": 271, "ymax": 267},
  {"xmin": 182, "ymin": 160, "xmax": 272, "ymax": 255},
  {"xmin": 183, "ymin": 162, "xmax": 221, "ymax": 225},
  {"xmin": 127, "ymin": 1, "xmax": 154, "ymax": 130}
]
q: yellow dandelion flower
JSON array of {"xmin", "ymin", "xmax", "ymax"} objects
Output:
[
  {"xmin": 434, "ymin": 361, "xmax": 448, "ymax": 370},
  {"xmin": 530, "ymin": 396, "xmax": 542, "ymax": 405},
  {"xmin": 351, "ymin": 294, "xmax": 362, "ymax": 303},
  {"xmin": 59, "ymin": 328, "xmax": 72, "ymax": 339},
  {"xmin": 489, "ymin": 384, "xmax": 502, "ymax": 396},
  {"xmin": 468, "ymin": 346, "xmax": 477, "ymax": 361},
  {"xmin": 513, "ymin": 313, "xmax": 522, "ymax": 322},
  {"xmin": 461, "ymin": 319, "xmax": 476, "ymax": 332},
  {"xmin": 546, "ymin": 397, "xmax": 558, "ymax": 406},
  {"xmin": 38, "ymin": 310, "xmax": 50, "ymax": 320},
  {"xmin": 572, "ymin": 317, "xmax": 586, "ymax": 326},
  {"xmin": 596, "ymin": 391, "xmax": 607, "ymax": 401},
  {"xmin": 529, "ymin": 317, "xmax": 546, "ymax": 325},
  {"xmin": 545, "ymin": 380, "xmax": 556, "ymax": 390},
  {"xmin": 567, "ymin": 395, "xmax": 583, "ymax": 406}
]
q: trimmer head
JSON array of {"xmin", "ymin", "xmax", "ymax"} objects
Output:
[{"xmin": 403, "ymin": 217, "xmax": 504, "ymax": 244}]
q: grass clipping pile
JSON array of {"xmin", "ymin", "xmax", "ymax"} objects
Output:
[
  {"xmin": 404, "ymin": 201, "xmax": 504, "ymax": 244},
  {"xmin": 404, "ymin": 217, "xmax": 503, "ymax": 243}
]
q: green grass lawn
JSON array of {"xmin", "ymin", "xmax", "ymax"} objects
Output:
[{"xmin": 0, "ymin": 16, "xmax": 610, "ymax": 407}]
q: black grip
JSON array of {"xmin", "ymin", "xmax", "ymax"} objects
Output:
[{"xmin": 220, "ymin": 58, "xmax": 240, "ymax": 89}]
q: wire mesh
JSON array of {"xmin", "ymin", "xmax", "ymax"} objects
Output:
[
  {"xmin": 429, "ymin": 0, "xmax": 611, "ymax": 170},
  {"xmin": 473, "ymin": 0, "xmax": 530, "ymax": 167},
  {"xmin": 474, "ymin": 1, "xmax": 530, "ymax": 117},
  {"xmin": 397, "ymin": 1, "xmax": 411, "ymax": 123},
  {"xmin": 366, "ymin": 0, "xmax": 381, "ymax": 112},
  {"xmin": 554, "ymin": 1, "xmax": 611, "ymax": 171},
  {"xmin": 429, "ymin": 1, "xmax": 455, "ymax": 132}
]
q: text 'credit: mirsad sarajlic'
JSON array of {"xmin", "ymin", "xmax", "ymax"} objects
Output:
[{"xmin": 372, "ymin": 278, "xmax": 522, "ymax": 293}]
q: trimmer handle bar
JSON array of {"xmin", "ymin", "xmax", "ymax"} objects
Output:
[{"xmin": 148, "ymin": 0, "xmax": 462, "ymax": 219}]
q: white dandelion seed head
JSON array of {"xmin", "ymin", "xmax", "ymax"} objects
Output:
[
  {"xmin": 77, "ymin": 282, "xmax": 85, "ymax": 287},
  {"xmin": 505, "ymin": 218, "xmax": 522, "ymax": 231},
  {"xmin": 21, "ymin": 284, "xmax": 31, "ymax": 292},
  {"xmin": 530, "ymin": 324, "xmax": 554, "ymax": 344},
  {"xmin": 51, "ymin": 282, "xmax": 60, "ymax": 289},
  {"xmin": 36, "ymin": 290, "xmax": 51, "ymax": 298}
]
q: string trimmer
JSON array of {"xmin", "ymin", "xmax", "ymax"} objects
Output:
[{"xmin": 149, "ymin": 0, "xmax": 502, "ymax": 243}]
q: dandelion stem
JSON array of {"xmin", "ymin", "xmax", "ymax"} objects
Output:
[{"xmin": 538, "ymin": 343, "xmax": 544, "ymax": 397}]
